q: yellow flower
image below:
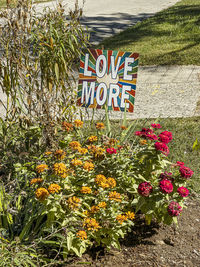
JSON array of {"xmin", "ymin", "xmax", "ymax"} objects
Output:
[
  {"xmin": 80, "ymin": 186, "xmax": 92, "ymax": 194},
  {"xmin": 88, "ymin": 135, "xmax": 98, "ymax": 142},
  {"xmin": 71, "ymin": 158, "xmax": 83, "ymax": 167},
  {"xmin": 107, "ymin": 177, "xmax": 116, "ymax": 188},
  {"xmin": 140, "ymin": 139, "xmax": 147, "ymax": 145},
  {"xmin": 68, "ymin": 196, "xmax": 80, "ymax": 209},
  {"xmin": 53, "ymin": 162, "xmax": 68, "ymax": 178},
  {"xmin": 108, "ymin": 138, "xmax": 118, "ymax": 146},
  {"xmin": 83, "ymin": 218, "xmax": 101, "ymax": 231},
  {"xmin": 36, "ymin": 164, "xmax": 48, "ymax": 173},
  {"xmin": 98, "ymin": 202, "xmax": 107, "ymax": 209},
  {"xmin": 69, "ymin": 141, "xmax": 81, "ymax": 150},
  {"xmin": 30, "ymin": 178, "xmax": 43, "ymax": 185},
  {"xmin": 116, "ymin": 214, "xmax": 127, "ymax": 224},
  {"xmin": 83, "ymin": 161, "xmax": 94, "ymax": 171},
  {"xmin": 35, "ymin": 188, "xmax": 49, "ymax": 201},
  {"xmin": 62, "ymin": 121, "xmax": 73, "ymax": 132},
  {"xmin": 77, "ymin": 147, "xmax": 88, "ymax": 154},
  {"xmin": 74, "ymin": 119, "xmax": 83, "ymax": 128},
  {"xmin": 109, "ymin": 191, "xmax": 121, "ymax": 202},
  {"xmin": 89, "ymin": 145, "xmax": 105, "ymax": 159},
  {"xmin": 126, "ymin": 211, "xmax": 135, "ymax": 220},
  {"xmin": 95, "ymin": 122, "xmax": 105, "ymax": 130},
  {"xmin": 83, "ymin": 210, "xmax": 90, "ymax": 217},
  {"xmin": 76, "ymin": 230, "xmax": 87, "ymax": 240},
  {"xmin": 54, "ymin": 149, "xmax": 66, "ymax": 160},
  {"xmin": 48, "ymin": 184, "xmax": 61, "ymax": 194},
  {"xmin": 95, "ymin": 174, "xmax": 107, "ymax": 187},
  {"xmin": 45, "ymin": 151, "xmax": 52, "ymax": 156},
  {"xmin": 90, "ymin": 205, "xmax": 99, "ymax": 213}
]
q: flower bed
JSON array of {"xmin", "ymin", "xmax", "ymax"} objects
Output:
[{"xmin": 25, "ymin": 120, "xmax": 193, "ymax": 258}]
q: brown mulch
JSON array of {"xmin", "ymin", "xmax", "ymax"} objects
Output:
[{"xmin": 67, "ymin": 196, "xmax": 200, "ymax": 267}]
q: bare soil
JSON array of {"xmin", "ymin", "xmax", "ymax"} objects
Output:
[{"xmin": 68, "ymin": 196, "xmax": 200, "ymax": 267}]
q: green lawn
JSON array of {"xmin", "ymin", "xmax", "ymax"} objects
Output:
[{"xmin": 101, "ymin": 0, "xmax": 200, "ymax": 65}]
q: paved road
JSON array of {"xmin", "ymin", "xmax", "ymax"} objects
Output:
[{"xmin": 1, "ymin": 0, "xmax": 200, "ymax": 120}]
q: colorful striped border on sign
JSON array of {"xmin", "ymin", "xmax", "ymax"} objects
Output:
[{"xmin": 77, "ymin": 48, "xmax": 139, "ymax": 112}]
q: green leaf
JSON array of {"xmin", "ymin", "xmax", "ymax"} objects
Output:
[
  {"xmin": 192, "ymin": 138, "xmax": 200, "ymax": 151},
  {"xmin": 55, "ymin": 63, "xmax": 59, "ymax": 81},
  {"xmin": 67, "ymin": 232, "xmax": 73, "ymax": 251}
]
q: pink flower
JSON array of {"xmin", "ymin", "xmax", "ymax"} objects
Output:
[
  {"xmin": 154, "ymin": 142, "xmax": 169, "ymax": 156},
  {"xmin": 159, "ymin": 179, "xmax": 173, "ymax": 194},
  {"xmin": 167, "ymin": 201, "xmax": 182, "ymax": 217},
  {"xmin": 106, "ymin": 148, "xmax": 117, "ymax": 154},
  {"xmin": 179, "ymin": 166, "xmax": 194, "ymax": 179},
  {"xmin": 151, "ymin": 123, "xmax": 162, "ymax": 129},
  {"xmin": 160, "ymin": 131, "xmax": 172, "ymax": 142},
  {"xmin": 135, "ymin": 128, "xmax": 157, "ymax": 141},
  {"xmin": 177, "ymin": 187, "xmax": 189, "ymax": 197},
  {"xmin": 158, "ymin": 134, "xmax": 170, "ymax": 144},
  {"xmin": 138, "ymin": 182, "xmax": 153, "ymax": 197},
  {"xmin": 176, "ymin": 161, "xmax": 185, "ymax": 167}
]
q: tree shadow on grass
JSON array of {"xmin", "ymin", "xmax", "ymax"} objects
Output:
[{"xmin": 90, "ymin": 4, "xmax": 200, "ymax": 65}]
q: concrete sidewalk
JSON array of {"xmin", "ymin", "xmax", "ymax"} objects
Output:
[{"xmin": 0, "ymin": 0, "xmax": 200, "ymax": 120}]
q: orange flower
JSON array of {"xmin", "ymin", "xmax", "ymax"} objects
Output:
[
  {"xmin": 95, "ymin": 174, "xmax": 107, "ymax": 187},
  {"xmin": 76, "ymin": 230, "xmax": 87, "ymax": 240},
  {"xmin": 109, "ymin": 191, "xmax": 121, "ymax": 202},
  {"xmin": 80, "ymin": 186, "xmax": 92, "ymax": 194},
  {"xmin": 77, "ymin": 147, "xmax": 88, "ymax": 154},
  {"xmin": 54, "ymin": 149, "xmax": 66, "ymax": 160},
  {"xmin": 83, "ymin": 161, "xmax": 94, "ymax": 171},
  {"xmin": 140, "ymin": 139, "xmax": 147, "ymax": 145},
  {"xmin": 90, "ymin": 205, "xmax": 100, "ymax": 213},
  {"xmin": 44, "ymin": 151, "xmax": 52, "ymax": 156},
  {"xmin": 126, "ymin": 211, "xmax": 135, "ymax": 220},
  {"xmin": 88, "ymin": 135, "xmax": 98, "ymax": 142},
  {"xmin": 53, "ymin": 162, "xmax": 68, "ymax": 178},
  {"xmin": 107, "ymin": 177, "xmax": 116, "ymax": 188},
  {"xmin": 83, "ymin": 218, "xmax": 101, "ymax": 231},
  {"xmin": 36, "ymin": 164, "xmax": 48, "ymax": 173},
  {"xmin": 62, "ymin": 121, "xmax": 73, "ymax": 132},
  {"xmin": 35, "ymin": 188, "xmax": 49, "ymax": 201},
  {"xmin": 96, "ymin": 122, "xmax": 105, "ymax": 129},
  {"xmin": 74, "ymin": 119, "xmax": 83, "ymax": 128},
  {"xmin": 98, "ymin": 202, "xmax": 107, "ymax": 209},
  {"xmin": 69, "ymin": 141, "xmax": 81, "ymax": 150},
  {"xmin": 116, "ymin": 214, "xmax": 127, "ymax": 224},
  {"xmin": 30, "ymin": 178, "xmax": 43, "ymax": 185},
  {"xmin": 48, "ymin": 184, "xmax": 61, "ymax": 194},
  {"xmin": 120, "ymin": 125, "xmax": 127, "ymax": 130},
  {"xmin": 71, "ymin": 158, "xmax": 83, "ymax": 167},
  {"xmin": 68, "ymin": 196, "xmax": 81, "ymax": 209},
  {"xmin": 89, "ymin": 145, "xmax": 105, "ymax": 159}
]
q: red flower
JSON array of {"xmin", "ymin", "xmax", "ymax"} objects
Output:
[
  {"xmin": 179, "ymin": 166, "xmax": 194, "ymax": 179},
  {"xmin": 177, "ymin": 187, "xmax": 189, "ymax": 197},
  {"xmin": 176, "ymin": 161, "xmax": 185, "ymax": 167},
  {"xmin": 159, "ymin": 172, "xmax": 174, "ymax": 181},
  {"xmin": 160, "ymin": 131, "xmax": 172, "ymax": 142},
  {"xmin": 135, "ymin": 131, "xmax": 142, "ymax": 136},
  {"xmin": 146, "ymin": 133, "xmax": 158, "ymax": 141},
  {"xmin": 151, "ymin": 123, "xmax": 162, "ymax": 129},
  {"xmin": 159, "ymin": 179, "xmax": 173, "ymax": 194},
  {"xmin": 106, "ymin": 148, "xmax": 117, "ymax": 154},
  {"xmin": 158, "ymin": 134, "xmax": 170, "ymax": 144},
  {"xmin": 138, "ymin": 182, "xmax": 153, "ymax": 197},
  {"xmin": 154, "ymin": 142, "xmax": 169, "ymax": 156},
  {"xmin": 167, "ymin": 201, "xmax": 182, "ymax": 217}
]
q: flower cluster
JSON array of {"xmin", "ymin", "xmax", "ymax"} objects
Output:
[
  {"xmin": 36, "ymin": 164, "xmax": 48, "ymax": 173},
  {"xmin": 53, "ymin": 162, "xmax": 68, "ymax": 178},
  {"xmin": 95, "ymin": 174, "xmax": 116, "ymax": 189},
  {"xmin": 159, "ymin": 179, "xmax": 173, "ymax": 194},
  {"xmin": 138, "ymin": 182, "xmax": 153, "ymax": 197},
  {"xmin": 83, "ymin": 218, "xmax": 101, "ymax": 231},
  {"xmin": 167, "ymin": 201, "xmax": 182, "ymax": 217}
]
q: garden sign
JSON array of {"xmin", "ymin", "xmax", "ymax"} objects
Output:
[{"xmin": 77, "ymin": 49, "xmax": 139, "ymax": 112}]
